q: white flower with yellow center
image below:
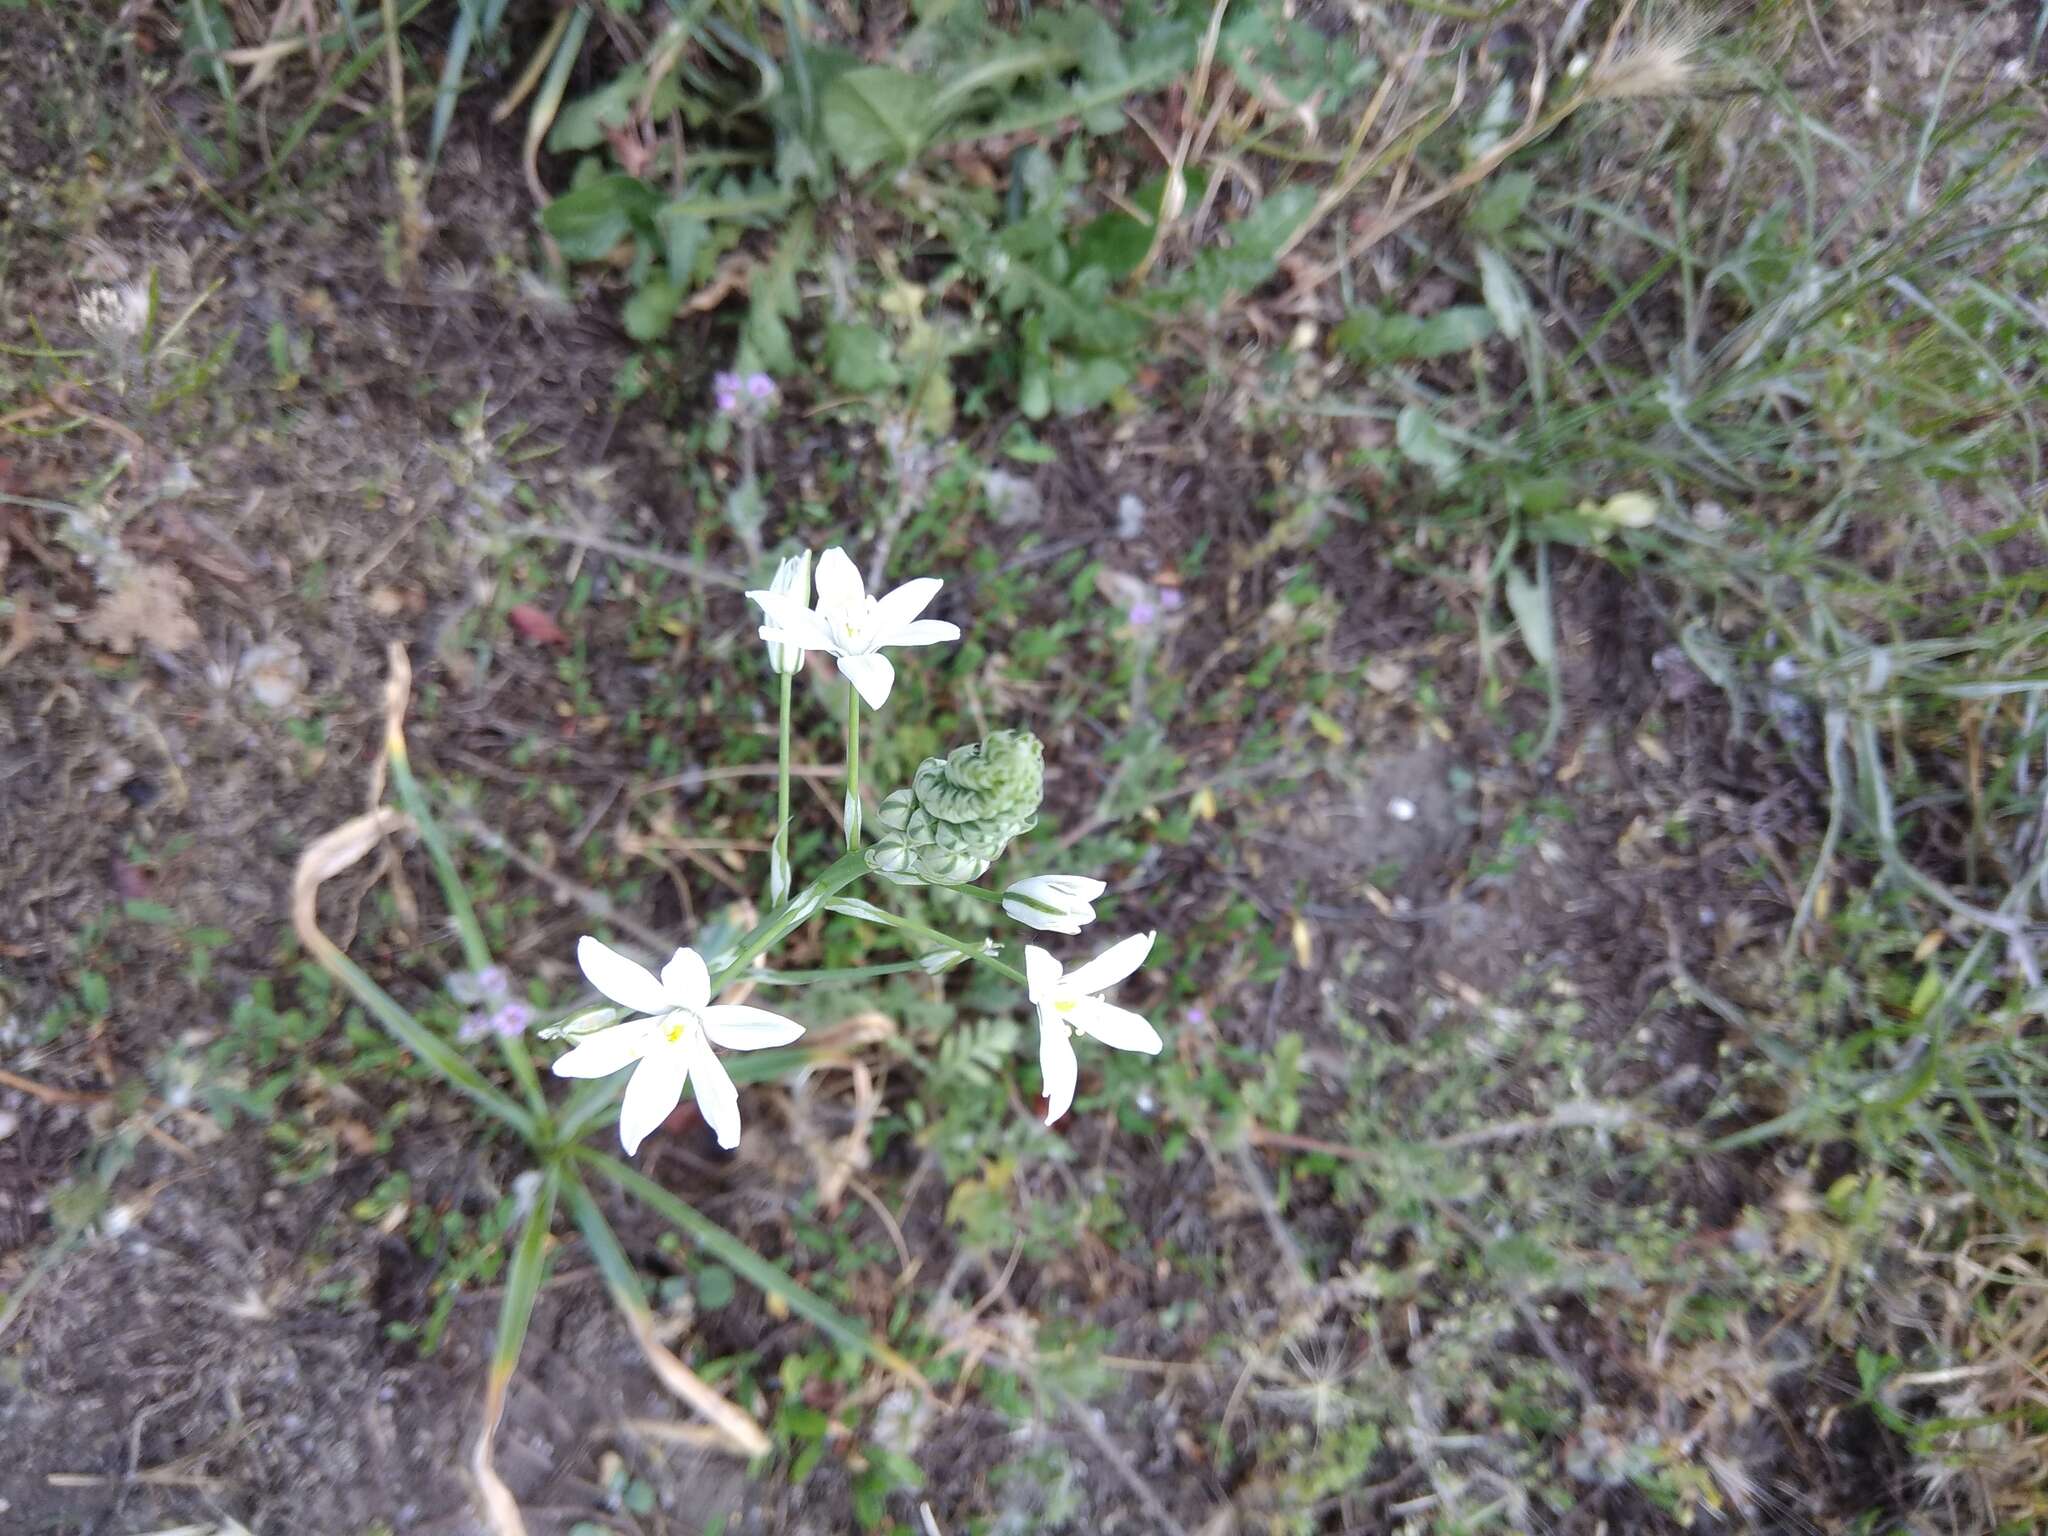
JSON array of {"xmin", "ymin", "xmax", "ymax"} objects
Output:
[
  {"xmin": 552, "ymin": 937, "xmax": 805, "ymax": 1154},
  {"xmin": 747, "ymin": 546, "xmax": 959, "ymax": 709},
  {"xmin": 1024, "ymin": 933, "xmax": 1162, "ymax": 1125}
]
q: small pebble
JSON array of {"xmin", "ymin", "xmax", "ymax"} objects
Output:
[{"xmin": 1388, "ymin": 796, "xmax": 1418, "ymax": 822}]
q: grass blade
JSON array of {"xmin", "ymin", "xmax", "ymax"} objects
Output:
[
  {"xmin": 427, "ymin": 0, "xmax": 483, "ymax": 172},
  {"xmin": 291, "ymin": 807, "xmax": 536, "ymax": 1140},
  {"xmin": 574, "ymin": 1147, "xmax": 928, "ymax": 1392},
  {"xmin": 472, "ymin": 1164, "xmax": 560, "ymax": 1536},
  {"xmin": 560, "ymin": 1173, "xmax": 771, "ymax": 1455},
  {"xmin": 380, "ymin": 644, "xmax": 548, "ymax": 1119}
]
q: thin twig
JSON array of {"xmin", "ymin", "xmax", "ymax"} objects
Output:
[{"xmin": 500, "ymin": 522, "xmax": 747, "ymax": 590}]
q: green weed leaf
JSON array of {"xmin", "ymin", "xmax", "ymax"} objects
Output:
[
  {"xmin": 822, "ymin": 67, "xmax": 936, "ymax": 176},
  {"xmin": 542, "ymin": 175, "xmax": 657, "ymax": 262}
]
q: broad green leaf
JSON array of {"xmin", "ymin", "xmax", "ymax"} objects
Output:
[
  {"xmin": 1156, "ymin": 184, "xmax": 1316, "ymax": 311},
  {"xmin": 742, "ymin": 210, "xmax": 812, "ymax": 373},
  {"xmin": 548, "ymin": 66, "xmax": 647, "ymax": 153},
  {"xmin": 623, "ymin": 274, "xmax": 684, "ymax": 341},
  {"xmin": 1049, "ymin": 354, "xmax": 1130, "ymax": 416},
  {"xmin": 821, "ymin": 67, "xmax": 936, "ymax": 176},
  {"xmin": 1466, "ymin": 170, "xmax": 1537, "ymax": 237},
  {"xmin": 1334, "ymin": 305, "xmax": 1495, "ymax": 364},
  {"xmin": 655, "ymin": 205, "xmax": 709, "ymax": 285},
  {"xmin": 825, "ymin": 323, "xmax": 900, "ymax": 392},
  {"xmin": 1071, "ymin": 168, "xmax": 1210, "ymax": 278},
  {"xmin": 542, "ymin": 175, "xmax": 657, "ymax": 261},
  {"xmin": 1394, "ymin": 404, "xmax": 1462, "ymax": 480}
]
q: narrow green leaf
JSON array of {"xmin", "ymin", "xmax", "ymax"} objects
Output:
[
  {"xmin": 576, "ymin": 1149, "xmax": 923, "ymax": 1384},
  {"xmin": 426, "ymin": 0, "xmax": 480, "ymax": 171},
  {"xmin": 490, "ymin": 1165, "xmax": 561, "ymax": 1376},
  {"xmin": 560, "ymin": 1173, "xmax": 650, "ymax": 1312},
  {"xmin": 314, "ymin": 941, "xmax": 536, "ymax": 1138},
  {"xmin": 1476, "ymin": 244, "xmax": 1533, "ymax": 343},
  {"xmin": 1504, "ymin": 563, "xmax": 1555, "ymax": 669}
]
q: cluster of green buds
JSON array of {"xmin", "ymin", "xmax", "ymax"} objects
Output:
[{"xmin": 867, "ymin": 730, "xmax": 1045, "ymax": 885}]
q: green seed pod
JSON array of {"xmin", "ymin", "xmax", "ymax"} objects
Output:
[{"xmin": 867, "ymin": 730, "xmax": 1045, "ymax": 886}]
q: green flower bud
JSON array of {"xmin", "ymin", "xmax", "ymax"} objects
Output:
[{"xmin": 867, "ymin": 730, "xmax": 1045, "ymax": 886}]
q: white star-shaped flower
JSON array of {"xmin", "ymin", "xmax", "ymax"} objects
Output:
[
  {"xmin": 553, "ymin": 937, "xmax": 805, "ymax": 1154},
  {"xmin": 1024, "ymin": 933, "xmax": 1162, "ymax": 1125},
  {"xmin": 747, "ymin": 546, "xmax": 960, "ymax": 709}
]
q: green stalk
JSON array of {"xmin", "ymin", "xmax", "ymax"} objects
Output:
[
  {"xmin": 573, "ymin": 1146, "xmax": 926, "ymax": 1390},
  {"xmin": 843, "ymin": 681, "xmax": 861, "ymax": 849},
  {"xmin": 744, "ymin": 959, "xmax": 933, "ymax": 985},
  {"xmin": 824, "ymin": 896, "xmax": 1026, "ymax": 984},
  {"xmin": 386, "ymin": 731, "xmax": 548, "ymax": 1123},
  {"xmin": 769, "ymin": 670, "xmax": 794, "ymax": 905}
]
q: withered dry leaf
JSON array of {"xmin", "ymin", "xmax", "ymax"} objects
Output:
[{"xmin": 80, "ymin": 562, "xmax": 201, "ymax": 654}]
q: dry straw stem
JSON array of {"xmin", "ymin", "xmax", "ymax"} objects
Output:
[
  {"xmin": 617, "ymin": 1301, "xmax": 772, "ymax": 1457},
  {"xmin": 469, "ymin": 1368, "xmax": 527, "ymax": 1536},
  {"xmin": 291, "ymin": 806, "xmax": 414, "ymax": 963}
]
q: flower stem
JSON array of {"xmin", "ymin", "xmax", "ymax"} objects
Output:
[
  {"xmin": 770, "ymin": 670, "xmax": 794, "ymax": 905},
  {"xmin": 843, "ymin": 680, "xmax": 861, "ymax": 850},
  {"xmin": 744, "ymin": 959, "xmax": 932, "ymax": 985},
  {"xmin": 825, "ymin": 897, "xmax": 1026, "ymax": 985}
]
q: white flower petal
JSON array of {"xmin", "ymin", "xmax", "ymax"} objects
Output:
[
  {"xmin": 1039, "ymin": 1017, "xmax": 1079, "ymax": 1125},
  {"xmin": 701, "ymin": 1004, "xmax": 806, "ymax": 1050},
  {"xmin": 1060, "ymin": 931, "xmax": 1156, "ymax": 998},
  {"xmin": 618, "ymin": 1046, "xmax": 688, "ymax": 1156},
  {"xmin": 548, "ymin": 1019, "xmax": 652, "ymax": 1079},
  {"xmin": 813, "ymin": 547, "xmax": 866, "ymax": 612},
  {"xmin": 1003, "ymin": 896, "xmax": 1084, "ymax": 934},
  {"xmin": 881, "ymin": 619, "xmax": 961, "ymax": 649},
  {"xmin": 577, "ymin": 936, "xmax": 673, "ymax": 1016},
  {"xmin": 659, "ymin": 947, "xmax": 711, "ymax": 1010},
  {"xmin": 838, "ymin": 651, "xmax": 895, "ymax": 709},
  {"xmin": 749, "ymin": 593, "xmax": 835, "ymax": 650},
  {"xmin": 686, "ymin": 1030, "xmax": 742, "ymax": 1149},
  {"xmin": 1023, "ymin": 944, "xmax": 1064, "ymax": 1005},
  {"xmin": 870, "ymin": 577, "xmax": 942, "ymax": 635},
  {"xmin": 1071, "ymin": 999, "xmax": 1163, "ymax": 1054},
  {"xmin": 1056, "ymin": 876, "xmax": 1108, "ymax": 900}
]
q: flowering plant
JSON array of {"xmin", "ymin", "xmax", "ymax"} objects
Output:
[{"xmin": 292, "ymin": 536, "xmax": 1160, "ymax": 1533}]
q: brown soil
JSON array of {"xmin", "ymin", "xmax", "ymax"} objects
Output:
[{"xmin": 0, "ymin": 14, "xmax": 1844, "ymax": 1536}]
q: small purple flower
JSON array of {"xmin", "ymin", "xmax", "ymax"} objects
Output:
[
  {"xmin": 713, "ymin": 371, "xmax": 743, "ymax": 413},
  {"xmin": 448, "ymin": 965, "xmax": 510, "ymax": 1007},
  {"xmin": 486, "ymin": 1001, "xmax": 536, "ymax": 1038},
  {"xmin": 1129, "ymin": 599, "xmax": 1161, "ymax": 628},
  {"xmin": 744, "ymin": 372, "xmax": 776, "ymax": 401},
  {"xmin": 1159, "ymin": 588, "xmax": 1184, "ymax": 611},
  {"xmin": 1184, "ymin": 1006, "xmax": 1207, "ymax": 1026},
  {"xmin": 458, "ymin": 1010, "xmax": 492, "ymax": 1042}
]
